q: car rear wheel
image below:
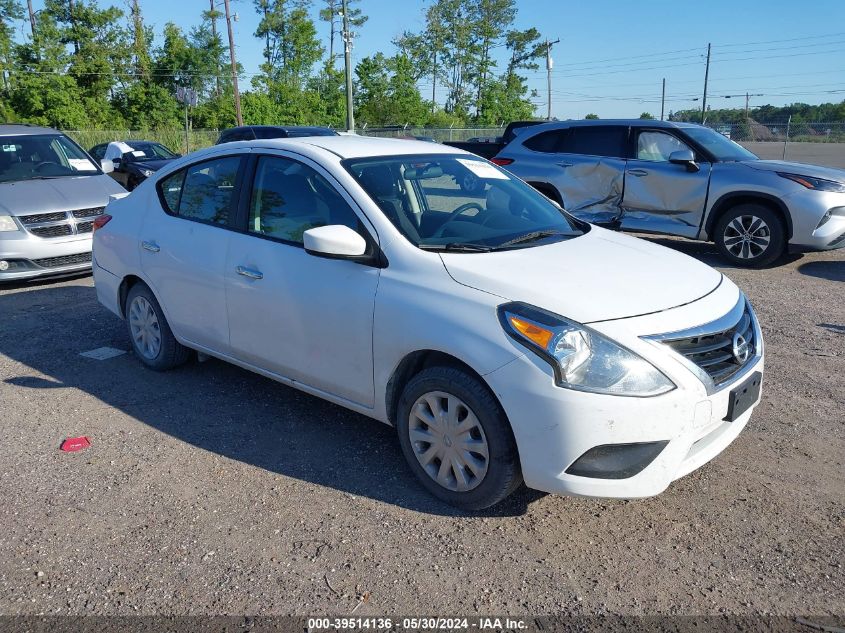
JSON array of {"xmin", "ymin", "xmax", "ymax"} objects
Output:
[
  {"xmin": 125, "ymin": 283, "xmax": 191, "ymax": 371},
  {"xmin": 714, "ymin": 204, "xmax": 786, "ymax": 268},
  {"xmin": 396, "ymin": 366, "xmax": 522, "ymax": 510}
]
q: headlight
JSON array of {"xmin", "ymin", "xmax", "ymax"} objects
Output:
[
  {"xmin": 498, "ymin": 302, "xmax": 675, "ymax": 397},
  {"xmin": 777, "ymin": 172, "xmax": 845, "ymax": 193},
  {"xmin": 0, "ymin": 215, "xmax": 20, "ymax": 232},
  {"xmin": 139, "ymin": 169, "xmax": 154, "ymax": 178}
]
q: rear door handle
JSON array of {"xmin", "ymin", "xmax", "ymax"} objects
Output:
[
  {"xmin": 556, "ymin": 161, "xmax": 573, "ymax": 168},
  {"xmin": 628, "ymin": 169, "xmax": 649, "ymax": 177},
  {"xmin": 141, "ymin": 240, "xmax": 160, "ymax": 253},
  {"xmin": 236, "ymin": 265, "xmax": 263, "ymax": 280}
]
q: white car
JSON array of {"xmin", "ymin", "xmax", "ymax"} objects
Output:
[{"xmin": 93, "ymin": 136, "xmax": 764, "ymax": 510}]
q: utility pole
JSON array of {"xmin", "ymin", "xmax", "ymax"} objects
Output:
[
  {"xmin": 210, "ymin": 0, "xmax": 221, "ymax": 96},
  {"xmin": 701, "ymin": 42, "xmax": 711, "ymax": 124},
  {"xmin": 660, "ymin": 78, "xmax": 666, "ymax": 121},
  {"xmin": 545, "ymin": 38, "xmax": 560, "ymax": 121},
  {"xmin": 342, "ymin": 0, "xmax": 354, "ymax": 132},
  {"xmin": 26, "ymin": 0, "xmax": 36, "ymax": 35},
  {"xmin": 223, "ymin": 0, "xmax": 243, "ymax": 126}
]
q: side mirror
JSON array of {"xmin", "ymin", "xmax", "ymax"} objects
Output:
[
  {"xmin": 669, "ymin": 149, "xmax": 699, "ymax": 172},
  {"xmin": 100, "ymin": 159, "xmax": 114, "ymax": 174},
  {"xmin": 304, "ymin": 225, "xmax": 367, "ymax": 259}
]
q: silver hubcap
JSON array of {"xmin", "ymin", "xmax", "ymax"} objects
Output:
[
  {"xmin": 408, "ymin": 391, "xmax": 489, "ymax": 492},
  {"xmin": 723, "ymin": 215, "xmax": 771, "ymax": 259},
  {"xmin": 128, "ymin": 296, "xmax": 161, "ymax": 360}
]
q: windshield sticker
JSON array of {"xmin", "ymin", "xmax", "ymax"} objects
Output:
[
  {"xmin": 68, "ymin": 159, "xmax": 93, "ymax": 170},
  {"xmin": 456, "ymin": 158, "xmax": 509, "ymax": 180},
  {"xmin": 2, "ymin": 145, "xmax": 19, "ymax": 152}
]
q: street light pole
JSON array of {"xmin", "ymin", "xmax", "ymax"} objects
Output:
[
  {"xmin": 342, "ymin": 0, "xmax": 354, "ymax": 132},
  {"xmin": 223, "ymin": 0, "xmax": 243, "ymax": 126}
]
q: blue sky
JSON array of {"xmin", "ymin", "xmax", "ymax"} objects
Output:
[{"xmin": 20, "ymin": 0, "xmax": 845, "ymax": 120}]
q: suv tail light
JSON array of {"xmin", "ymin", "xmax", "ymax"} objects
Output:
[
  {"xmin": 491, "ymin": 157, "xmax": 514, "ymax": 166},
  {"xmin": 92, "ymin": 214, "xmax": 112, "ymax": 233}
]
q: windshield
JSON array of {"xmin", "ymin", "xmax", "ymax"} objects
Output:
[
  {"xmin": 683, "ymin": 127, "xmax": 758, "ymax": 162},
  {"xmin": 345, "ymin": 154, "xmax": 585, "ymax": 251},
  {"xmin": 0, "ymin": 134, "xmax": 100, "ymax": 183},
  {"xmin": 128, "ymin": 142, "xmax": 178, "ymax": 160}
]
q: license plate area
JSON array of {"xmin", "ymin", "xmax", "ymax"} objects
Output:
[{"xmin": 724, "ymin": 371, "xmax": 762, "ymax": 422}]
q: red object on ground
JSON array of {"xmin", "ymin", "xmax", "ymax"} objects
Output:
[{"xmin": 60, "ymin": 436, "xmax": 91, "ymax": 452}]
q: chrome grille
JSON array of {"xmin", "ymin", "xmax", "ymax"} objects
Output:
[
  {"xmin": 20, "ymin": 211, "xmax": 67, "ymax": 224},
  {"xmin": 72, "ymin": 207, "xmax": 104, "ymax": 219},
  {"xmin": 29, "ymin": 224, "xmax": 73, "ymax": 238},
  {"xmin": 18, "ymin": 208, "xmax": 103, "ymax": 239},
  {"xmin": 661, "ymin": 302, "xmax": 757, "ymax": 387},
  {"xmin": 32, "ymin": 252, "xmax": 92, "ymax": 268}
]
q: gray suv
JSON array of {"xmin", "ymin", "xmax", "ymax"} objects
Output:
[
  {"xmin": 0, "ymin": 125, "xmax": 126, "ymax": 281},
  {"xmin": 495, "ymin": 119, "xmax": 845, "ymax": 266}
]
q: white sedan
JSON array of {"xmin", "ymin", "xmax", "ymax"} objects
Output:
[{"xmin": 92, "ymin": 136, "xmax": 764, "ymax": 509}]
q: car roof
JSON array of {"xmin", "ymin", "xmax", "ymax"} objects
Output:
[
  {"xmin": 528, "ymin": 119, "xmax": 705, "ymax": 130},
  {"xmin": 0, "ymin": 124, "xmax": 61, "ymax": 136},
  {"xmin": 254, "ymin": 135, "xmax": 462, "ymax": 159}
]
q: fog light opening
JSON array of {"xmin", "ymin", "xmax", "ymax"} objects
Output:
[{"xmin": 565, "ymin": 441, "xmax": 669, "ymax": 479}]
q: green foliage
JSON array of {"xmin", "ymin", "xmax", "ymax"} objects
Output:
[
  {"xmin": 585, "ymin": 113, "xmax": 599, "ymax": 119},
  {"xmin": 671, "ymin": 101, "xmax": 845, "ymax": 124},
  {"xmin": 639, "ymin": 112, "xmax": 655, "ymax": 119}
]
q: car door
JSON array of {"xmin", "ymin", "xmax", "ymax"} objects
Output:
[
  {"xmin": 620, "ymin": 129, "xmax": 711, "ymax": 238},
  {"xmin": 224, "ymin": 153, "xmax": 381, "ymax": 407},
  {"xmin": 139, "ymin": 153, "xmax": 247, "ymax": 353}
]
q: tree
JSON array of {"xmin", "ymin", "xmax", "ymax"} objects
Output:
[
  {"xmin": 0, "ymin": 0, "xmax": 22, "ymax": 91},
  {"xmin": 467, "ymin": 0, "xmax": 515, "ymax": 118},
  {"xmin": 639, "ymin": 112, "xmax": 655, "ymax": 119},
  {"xmin": 318, "ymin": 0, "xmax": 366, "ymax": 67},
  {"xmin": 585, "ymin": 113, "xmax": 599, "ymax": 119},
  {"xmin": 254, "ymin": 0, "xmax": 322, "ymax": 89}
]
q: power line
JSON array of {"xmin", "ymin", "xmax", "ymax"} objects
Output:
[{"xmin": 714, "ymin": 31, "xmax": 845, "ymax": 48}]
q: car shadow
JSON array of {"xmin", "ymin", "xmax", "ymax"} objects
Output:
[
  {"xmin": 0, "ymin": 270, "xmax": 91, "ymax": 291},
  {"xmin": 0, "ymin": 283, "xmax": 544, "ymax": 517},
  {"xmin": 798, "ymin": 260, "xmax": 845, "ymax": 282}
]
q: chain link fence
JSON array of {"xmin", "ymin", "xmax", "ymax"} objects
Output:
[{"xmin": 704, "ymin": 120, "xmax": 845, "ymax": 143}]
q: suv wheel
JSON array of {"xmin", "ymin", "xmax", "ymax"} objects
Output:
[
  {"xmin": 125, "ymin": 283, "xmax": 191, "ymax": 370},
  {"xmin": 396, "ymin": 366, "xmax": 522, "ymax": 510},
  {"xmin": 714, "ymin": 204, "xmax": 786, "ymax": 268}
]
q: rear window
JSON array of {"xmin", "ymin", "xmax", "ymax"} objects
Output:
[
  {"xmin": 523, "ymin": 130, "xmax": 567, "ymax": 153},
  {"xmin": 560, "ymin": 126, "xmax": 628, "ymax": 158}
]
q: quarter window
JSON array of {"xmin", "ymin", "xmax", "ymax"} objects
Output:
[
  {"xmin": 560, "ymin": 126, "xmax": 628, "ymax": 158},
  {"xmin": 158, "ymin": 156, "xmax": 242, "ymax": 225},
  {"xmin": 636, "ymin": 131, "xmax": 691, "ymax": 162},
  {"xmin": 248, "ymin": 155, "xmax": 360, "ymax": 245},
  {"xmin": 522, "ymin": 130, "xmax": 568, "ymax": 153}
]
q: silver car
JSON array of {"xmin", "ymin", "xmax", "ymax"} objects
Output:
[
  {"xmin": 0, "ymin": 124, "xmax": 126, "ymax": 281},
  {"xmin": 495, "ymin": 119, "xmax": 845, "ymax": 267}
]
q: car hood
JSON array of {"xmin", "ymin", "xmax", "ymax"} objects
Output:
[
  {"xmin": 0, "ymin": 175, "xmax": 126, "ymax": 216},
  {"xmin": 741, "ymin": 159, "xmax": 845, "ymax": 181},
  {"xmin": 131, "ymin": 158, "xmax": 175, "ymax": 172},
  {"xmin": 440, "ymin": 227, "xmax": 723, "ymax": 323}
]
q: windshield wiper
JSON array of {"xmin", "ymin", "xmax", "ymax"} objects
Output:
[
  {"xmin": 498, "ymin": 229, "xmax": 569, "ymax": 248},
  {"xmin": 420, "ymin": 242, "xmax": 494, "ymax": 253}
]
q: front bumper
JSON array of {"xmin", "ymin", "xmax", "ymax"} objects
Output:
[
  {"xmin": 485, "ymin": 285, "xmax": 764, "ymax": 498},
  {"xmin": 0, "ymin": 231, "xmax": 93, "ymax": 281},
  {"xmin": 783, "ymin": 189, "xmax": 845, "ymax": 250}
]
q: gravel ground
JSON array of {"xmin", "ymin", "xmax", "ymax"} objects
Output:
[{"xmin": 0, "ymin": 240, "xmax": 843, "ymax": 618}]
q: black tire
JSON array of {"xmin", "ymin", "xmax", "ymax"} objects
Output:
[
  {"xmin": 714, "ymin": 203, "xmax": 786, "ymax": 268},
  {"xmin": 124, "ymin": 282, "xmax": 191, "ymax": 371},
  {"xmin": 396, "ymin": 366, "xmax": 522, "ymax": 510},
  {"xmin": 529, "ymin": 182, "xmax": 564, "ymax": 208}
]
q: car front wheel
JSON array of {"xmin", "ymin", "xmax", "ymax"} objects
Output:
[
  {"xmin": 714, "ymin": 204, "xmax": 786, "ymax": 268},
  {"xmin": 396, "ymin": 366, "xmax": 522, "ymax": 510}
]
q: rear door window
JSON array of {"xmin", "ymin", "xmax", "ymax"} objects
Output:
[
  {"xmin": 560, "ymin": 126, "xmax": 629, "ymax": 158},
  {"xmin": 158, "ymin": 156, "xmax": 243, "ymax": 225}
]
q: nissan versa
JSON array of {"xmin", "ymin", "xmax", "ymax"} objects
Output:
[
  {"xmin": 0, "ymin": 124, "xmax": 126, "ymax": 281},
  {"xmin": 92, "ymin": 136, "xmax": 764, "ymax": 509}
]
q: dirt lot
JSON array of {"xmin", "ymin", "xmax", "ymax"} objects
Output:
[{"xmin": 0, "ymin": 241, "xmax": 843, "ymax": 619}]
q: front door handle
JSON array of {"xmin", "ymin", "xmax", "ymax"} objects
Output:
[
  {"xmin": 141, "ymin": 240, "xmax": 160, "ymax": 253},
  {"xmin": 236, "ymin": 265, "xmax": 263, "ymax": 280},
  {"xmin": 628, "ymin": 169, "xmax": 649, "ymax": 177}
]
